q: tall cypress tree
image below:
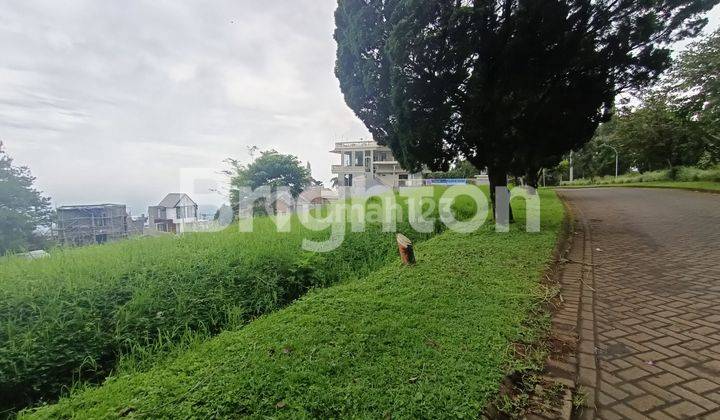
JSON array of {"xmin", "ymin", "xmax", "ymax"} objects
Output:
[{"xmin": 335, "ymin": 0, "xmax": 717, "ymax": 208}]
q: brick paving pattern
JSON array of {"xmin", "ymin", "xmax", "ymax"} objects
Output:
[{"xmin": 557, "ymin": 188, "xmax": 720, "ymax": 420}]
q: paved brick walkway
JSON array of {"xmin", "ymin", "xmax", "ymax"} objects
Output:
[{"xmin": 556, "ymin": 188, "xmax": 720, "ymax": 420}]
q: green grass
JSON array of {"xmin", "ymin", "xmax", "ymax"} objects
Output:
[
  {"xmin": 23, "ymin": 189, "xmax": 564, "ymax": 418},
  {"xmin": 557, "ymin": 180, "xmax": 720, "ymax": 192},
  {"xmin": 559, "ymin": 165, "xmax": 720, "ymax": 192},
  {"xmin": 0, "ymin": 189, "xmax": 480, "ymax": 413}
]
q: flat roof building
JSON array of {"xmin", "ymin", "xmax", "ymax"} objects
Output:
[
  {"xmin": 55, "ymin": 204, "xmax": 128, "ymax": 246},
  {"xmin": 330, "ymin": 140, "xmax": 423, "ymax": 194}
]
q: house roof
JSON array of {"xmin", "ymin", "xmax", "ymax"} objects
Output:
[
  {"xmin": 58, "ymin": 204, "xmax": 125, "ymax": 210},
  {"xmin": 157, "ymin": 193, "xmax": 196, "ymax": 208},
  {"xmin": 330, "ymin": 140, "xmax": 392, "ymax": 154}
]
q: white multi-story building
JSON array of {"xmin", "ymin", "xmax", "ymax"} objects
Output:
[{"xmin": 331, "ymin": 140, "xmax": 423, "ymax": 192}]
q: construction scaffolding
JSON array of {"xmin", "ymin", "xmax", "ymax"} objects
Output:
[{"xmin": 55, "ymin": 204, "xmax": 129, "ymax": 246}]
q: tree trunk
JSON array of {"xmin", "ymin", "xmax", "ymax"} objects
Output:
[
  {"xmin": 488, "ymin": 166, "xmax": 514, "ymax": 223},
  {"xmin": 526, "ymin": 169, "xmax": 540, "ymax": 189},
  {"xmin": 396, "ymin": 233, "xmax": 415, "ymax": 265}
]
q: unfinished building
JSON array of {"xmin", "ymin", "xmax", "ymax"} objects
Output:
[{"xmin": 55, "ymin": 204, "xmax": 128, "ymax": 246}]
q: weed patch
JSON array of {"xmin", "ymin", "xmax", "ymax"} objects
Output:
[
  {"xmin": 1, "ymin": 189, "xmax": 481, "ymax": 412},
  {"xmin": 23, "ymin": 190, "xmax": 564, "ymax": 418}
]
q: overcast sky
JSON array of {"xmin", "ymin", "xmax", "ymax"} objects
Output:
[{"xmin": 1, "ymin": 1, "xmax": 718, "ymax": 214}]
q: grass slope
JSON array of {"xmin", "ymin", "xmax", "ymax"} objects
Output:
[
  {"xmin": 1, "ymin": 191, "xmax": 475, "ymax": 412},
  {"xmin": 25, "ymin": 190, "xmax": 564, "ymax": 418}
]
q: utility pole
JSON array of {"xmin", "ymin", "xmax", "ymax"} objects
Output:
[
  {"xmin": 569, "ymin": 151, "xmax": 574, "ymax": 182},
  {"xmin": 601, "ymin": 144, "xmax": 619, "ymax": 180}
]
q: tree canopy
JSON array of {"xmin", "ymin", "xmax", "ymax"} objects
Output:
[
  {"xmin": 425, "ymin": 159, "xmax": 482, "ymax": 179},
  {"xmin": 615, "ymin": 98, "xmax": 709, "ymax": 171},
  {"xmin": 0, "ymin": 142, "xmax": 53, "ymax": 254},
  {"xmin": 335, "ymin": 0, "xmax": 717, "ymax": 195},
  {"xmin": 667, "ymin": 29, "xmax": 720, "ymax": 127},
  {"xmin": 569, "ymin": 30, "xmax": 720, "ymax": 179},
  {"xmin": 570, "ymin": 96, "xmax": 713, "ymax": 178},
  {"xmin": 228, "ymin": 150, "xmax": 312, "ymax": 214},
  {"xmin": 666, "ymin": 29, "xmax": 720, "ymax": 165}
]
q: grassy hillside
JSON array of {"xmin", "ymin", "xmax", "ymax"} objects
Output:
[
  {"xmin": 23, "ymin": 189, "xmax": 564, "ymax": 418},
  {"xmin": 1, "ymin": 190, "xmax": 481, "ymax": 412}
]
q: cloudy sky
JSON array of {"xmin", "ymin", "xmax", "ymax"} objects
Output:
[{"xmin": 1, "ymin": 1, "xmax": 718, "ymax": 214}]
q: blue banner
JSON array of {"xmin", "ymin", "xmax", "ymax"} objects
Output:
[{"xmin": 425, "ymin": 179, "xmax": 468, "ymax": 186}]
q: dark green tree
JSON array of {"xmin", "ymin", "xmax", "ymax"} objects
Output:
[
  {"xmin": 666, "ymin": 29, "xmax": 720, "ymax": 165},
  {"xmin": 570, "ymin": 119, "xmax": 630, "ymax": 180},
  {"xmin": 668, "ymin": 29, "xmax": 720, "ymax": 124},
  {"xmin": 228, "ymin": 150, "xmax": 312, "ymax": 214},
  {"xmin": 568, "ymin": 94, "xmax": 712, "ymax": 178},
  {"xmin": 0, "ymin": 142, "xmax": 53, "ymax": 254},
  {"xmin": 612, "ymin": 98, "xmax": 708, "ymax": 172},
  {"xmin": 426, "ymin": 159, "xmax": 481, "ymax": 179},
  {"xmin": 335, "ymin": 0, "xmax": 717, "ymax": 209}
]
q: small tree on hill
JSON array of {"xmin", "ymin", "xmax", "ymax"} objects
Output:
[
  {"xmin": 228, "ymin": 150, "xmax": 312, "ymax": 215},
  {"xmin": 0, "ymin": 142, "xmax": 53, "ymax": 254}
]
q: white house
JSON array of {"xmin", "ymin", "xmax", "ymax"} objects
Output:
[
  {"xmin": 331, "ymin": 140, "xmax": 423, "ymax": 194},
  {"xmin": 148, "ymin": 193, "xmax": 198, "ymax": 233}
]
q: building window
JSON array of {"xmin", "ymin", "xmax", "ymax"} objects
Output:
[
  {"xmin": 94, "ymin": 212, "xmax": 106, "ymax": 227},
  {"xmin": 354, "ymin": 152, "xmax": 363, "ymax": 166},
  {"xmin": 375, "ymin": 151, "xmax": 388, "ymax": 162}
]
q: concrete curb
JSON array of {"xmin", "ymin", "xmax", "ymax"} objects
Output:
[
  {"xmin": 538, "ymin": 191, "xmax": 587, "ymax": 420},
  {"xmin": 520, "ymin": 192, "xmax": 580, "ymax": 420}
]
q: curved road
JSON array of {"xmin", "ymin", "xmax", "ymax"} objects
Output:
[{"xmin": 557, "ymin": 188, "xmax": 720, "ymax": 419}]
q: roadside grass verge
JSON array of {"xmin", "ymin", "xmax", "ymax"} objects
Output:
[
  {"xmin": 556, "ymin": 180, "xmax": 720, "ymax": 192},
  {"xmin": 559, "ymin": 165, "xmax": 720, "ymax": 192},
  {"xmin": 24, "ymin": 189, "xmax": 564, "ymax": 418},
  {"xmin": 1, "ymin": 188, "xmax": 480, "ymax": 413}
]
